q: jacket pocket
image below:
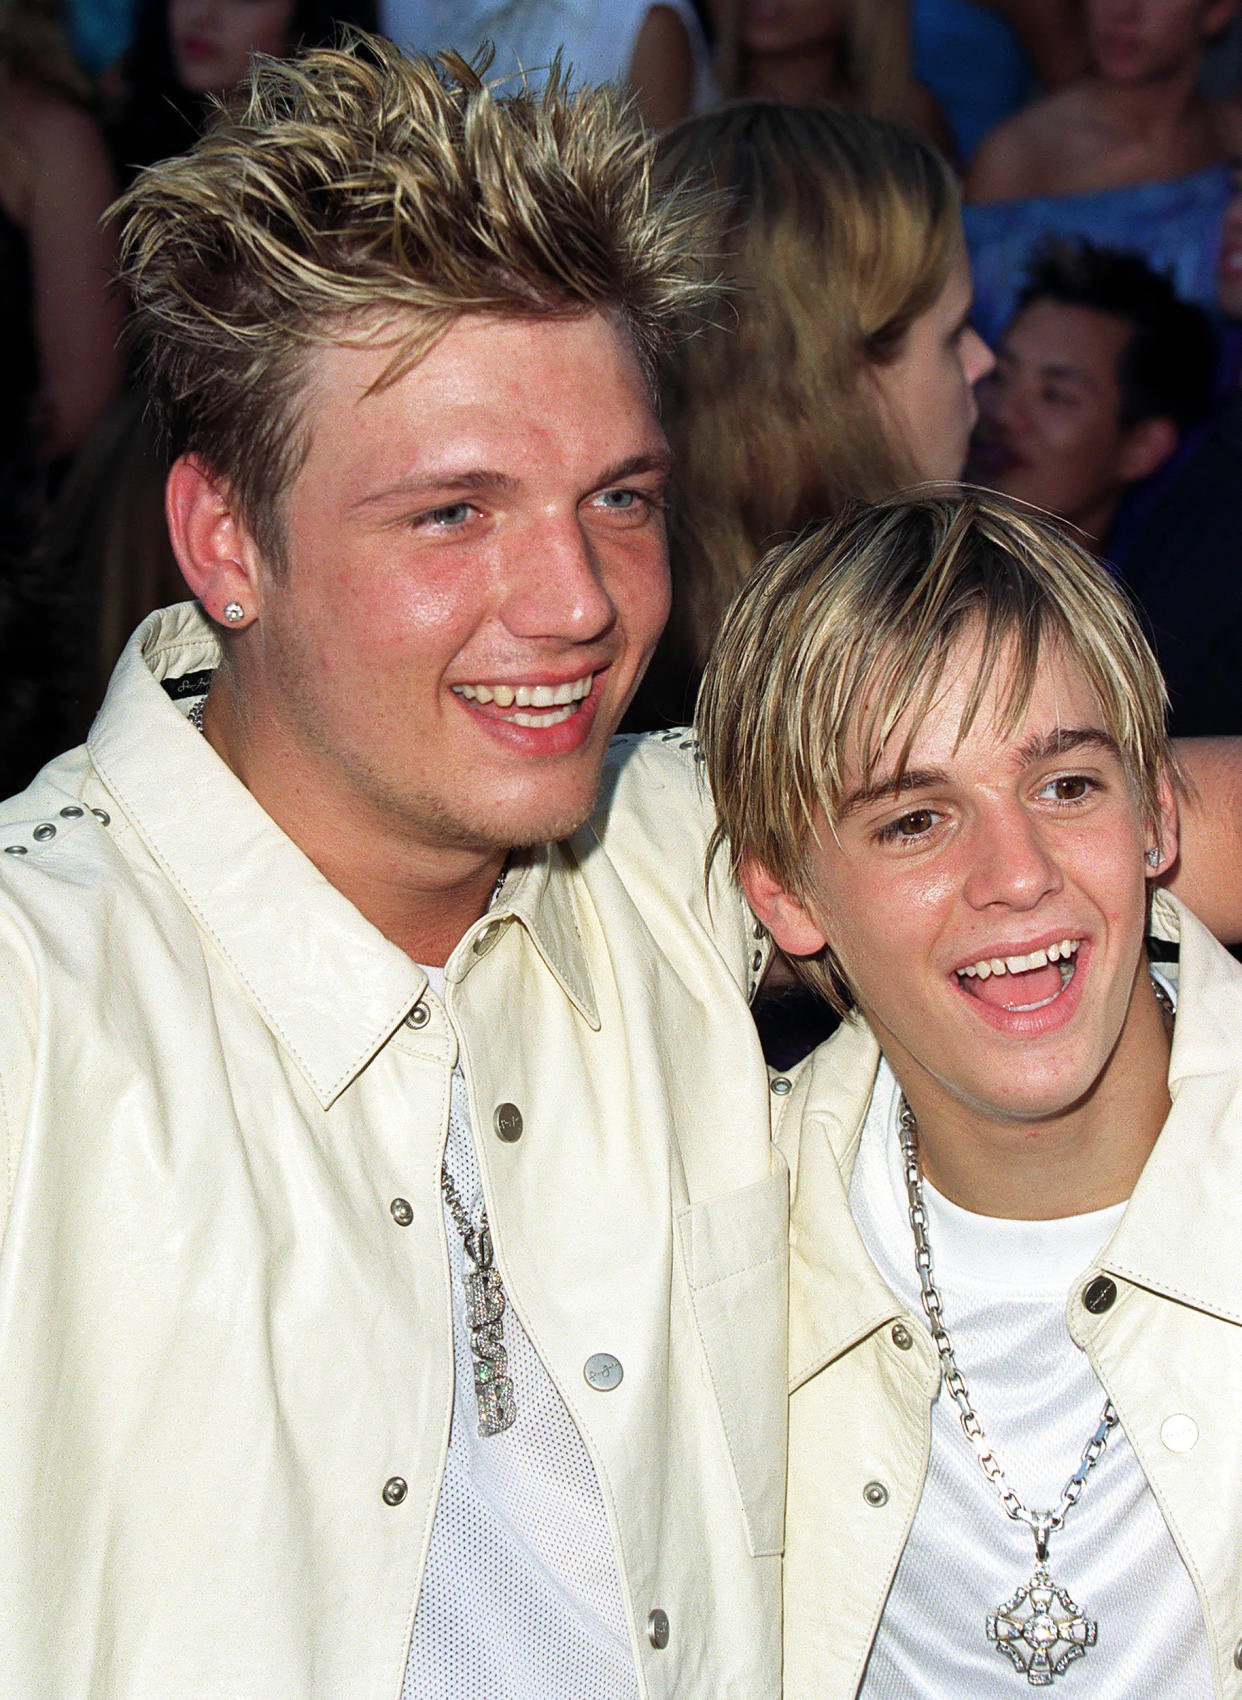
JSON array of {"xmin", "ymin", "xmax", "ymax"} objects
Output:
[{"xmin": 676, "ymin": 1164, "xmax": 789, "ymax": 1556}]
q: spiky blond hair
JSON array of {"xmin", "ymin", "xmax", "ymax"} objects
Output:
[
  {"xmin": 115, "ymin": 33, "xmax": 712, "ymax": 564},
  {"xmin": 698, "ymin": 487, "xmax": 1175, "ymax": 1012}
]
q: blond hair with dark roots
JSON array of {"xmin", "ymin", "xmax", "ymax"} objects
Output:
[
  {"xmin": 114, "ymin": 32, "xmax": 712, "ymax": 567},
  {"xmin": 640, "ymin": 101, "xmax": 960, "ymax": 721},
  {"xmin": 698, "ymin": 486, "xmax": 1175, "ymax": 1013}
]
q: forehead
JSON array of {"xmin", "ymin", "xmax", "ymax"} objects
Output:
[
  {"xmin": 293, "ymin": 307, "xmax": 662, "ymax": 491},
  {"xmin": 911, "ymin": 243, "xmax": 971, "ymax": 333},
  {"xmin": 843, "ymin": 620, "xmax": 1110, "ymax": 786},
  {"xmin": 1004, "ymin": 299, "xmax": 1131, "ymax": 387}
]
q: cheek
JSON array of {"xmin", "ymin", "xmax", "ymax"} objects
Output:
[{"xmin": 607, "ymin": 540, "xmax": 671, "ymax": 650}]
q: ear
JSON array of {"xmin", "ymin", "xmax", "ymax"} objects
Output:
[
  {"xmin": 1117, "ymin": 416, "xmax": 1178, "ymax": 486},
  {"xmin": 740, "ymin": 857, "xmax": 831, "ymax": 959},
  {"xmin": 1146, "ymin": 768, "xmax": 1180, "ymax": 879},
  {"xmin": 165, "ymin": 455, "xmax": 263, "ymax": 629}
]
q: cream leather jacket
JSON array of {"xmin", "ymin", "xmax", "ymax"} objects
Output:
[
  {"xmin": 0, "ymin": 605, "xmax": 786, "ymax": 1699},
  {"xmin": 777, "ymin": 891, "xmax": 1242, "ymax": 1700}
]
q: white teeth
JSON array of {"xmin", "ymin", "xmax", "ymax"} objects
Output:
[
  {"xmin": 511, "ymin": 705, "xmax": 576, "ymax": 727},
  {"xmin": 958, "ymin": 938, "xmax": 1080, "ymax": 980},
  {"xmin": 454, "ymin": 673, "xmax": 593, "ymax": 714}
]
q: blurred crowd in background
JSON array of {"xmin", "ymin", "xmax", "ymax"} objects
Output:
[{"xmin": 5, "ymin": 0, "xmax": 1242, "ymax": 802}]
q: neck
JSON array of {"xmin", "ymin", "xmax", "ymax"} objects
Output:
[
  {"xmin": 199, "ymin": 682, "xmax": 507, "ymax": 967},
  {"xmin": 891, "ymin": 968, "xmax": 1172, "ymax": 1219},
  {"xmin": 1089, "ymin": 61, "xmax": 1204, "ymax": 136},
  {"xmin": 744, "ymin": 42, "xmax": 849, "ymax": 105}
]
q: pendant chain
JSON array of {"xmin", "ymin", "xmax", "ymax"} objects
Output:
[{"xmin": 898, "ymin": 1095, "xmax": 1117, "ymax": 1554}]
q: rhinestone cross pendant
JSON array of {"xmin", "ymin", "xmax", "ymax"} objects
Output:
[{"xmin": 987, "ymin": 1564, "xmax": 1097, "ymax": 1685}]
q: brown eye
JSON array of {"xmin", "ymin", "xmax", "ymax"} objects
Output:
[
  {"xmin": 897, "ymin": 809, "xmax": 936, "ymax": 836},
  {"xmin": 1052, "ymin": 776, "xmax": 1090, "ymax": 801}
]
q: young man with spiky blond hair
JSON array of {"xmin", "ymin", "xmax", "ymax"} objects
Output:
[
  {"xmin": 700, "ymin": 487, "xmax": 1242, "ymax": 1698},
  {"xmin": 0, "ymin": 38, "xmax": 787, "ymax": 1697}
]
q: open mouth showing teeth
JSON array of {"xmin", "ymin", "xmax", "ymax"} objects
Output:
[
  {"xmin": 453, "ymin": 674, "xmax": 593, "ymax": 728},
  {"xmin": 956, "ymin": 938, "xmax": 1081, "ymax": 1013}
]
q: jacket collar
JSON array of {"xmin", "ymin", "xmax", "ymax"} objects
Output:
[
  {"xmin": 782, "ymin": 1015, "xmax": 938, "ymax": 1394},
  {"xmin": 87, "ymin": 604, "xmax": 598, "ymax": 1107},
  {"xmin": 785, "ymin": 889, "xmax": 1242, "ymax": 1387}
]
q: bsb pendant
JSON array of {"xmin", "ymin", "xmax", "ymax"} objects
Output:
[
  {"xmin": 986, "ymin": 1564, "xmax": 1097, "ymax": 1686},
  {"xmin": 462, "ymin": 1222, "xmax": 516, "ymax": 1437}
]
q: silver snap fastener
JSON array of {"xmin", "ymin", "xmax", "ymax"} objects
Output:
[
  {"xmin": 647, "ymin": 1608, "xmax": 670, "ymax": 1649},
  {"xmin": 753, "ymin": 922, "xmax": 766, "ymax": 940},
  {"xmin": 91, "ymin": 809, "xmax": 110, "ymax": 825},
  {"xmin": 891, "ymin": 1323, "xmax": 913, "ymax": 1350},
  {"xmin": 382, "ymin": 1476, "xmax": 408, "ymax": 1505},
  {"xmin": 404, "ymin": 1002, "xmax": 430, "ymax": 1029},
  {"xmin": 770, "ymin": 1076, "xmax": 791, "ymax": 1096},
  {"xmin": 390, "ymin": 1197, "xmax": 413, "ymax": 1227},
  {"xmin": 1082, "ymin": 1275, "xmax": 1117, "ymax": 1314},
  {"xmin": 584, "ymin": 1352, "xmax": 623, "ymax": 1391},
  {"xmin": 494, "ymin": 1102, "xmax": 523, "ymax": 1143},
  {"xmin": 4, "ymin": 845, "xmax": 26, "ymax": 856},
  {"xmin": 473, "ymin": 921, "xmax": 503, "ymax": 956},
  {"xmin": 58, "ymin": 806, "xmax": 83, "ymax": 818},
  {"xmin": 1233, "ymin": 1637, "xmax": 1242, "ymax": 1671},
  {"xmin": 32, "ymin": 823, "xmax": 55, "ymax": 842},
  {"xmin": 863, "ymin": 1480, "xmax": 889, "ymax": 1507},
  {"xmin": 1160, "ymin": 1413, "xmax": 1198, "ymax": 1453}
]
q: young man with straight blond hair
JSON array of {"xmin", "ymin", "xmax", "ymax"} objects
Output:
[
  {"xmin": 0, "ymin": 38, "xmax": 787, "ymax": 1697},
  {"xmin": 701, "ymin": 488, "xmax": 1242, "ymax": 1697}
]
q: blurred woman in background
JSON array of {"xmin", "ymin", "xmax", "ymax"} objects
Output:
[
  {"xmin": 637, "ymin": 99, "xmax": 991, "ymax": 726},
  {"xmin": 722, "ymin": 0, "xmax": 951, "ymax": 153},
  {"xmin": 107, "ymin": 0, "xmax": 364, "ymax": 179}
]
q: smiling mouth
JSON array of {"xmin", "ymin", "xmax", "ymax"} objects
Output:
[
  {"xmin": 453, "ymin": 673, "xmax": 594, "ymax": 728},
  {"xmin": 956, "ymin": 937, "xmax": 1081, "ymax": 1012}
]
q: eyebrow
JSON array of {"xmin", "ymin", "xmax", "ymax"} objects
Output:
[
  {"xmin": 1014, "ymin": 726, "xmax": 1121, "ymax": 765},
  {"xmin": 839, "ymin": 767, "xmax": 953, "ymax": 818},
  {"xmin": 350, "ymin": 449, "xmax": 673, "ymax": 515},
  {"xmin": 838, "ymin": 727, "xmax": 1121, "ymax": 818},
  {"xmin": 1036, "ymin": 361, "xmax": 1097, "ymax": 389}
]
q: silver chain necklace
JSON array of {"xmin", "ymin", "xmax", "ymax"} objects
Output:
[
  {"xmin": 188, "ymin": 690, "xmax": 517, "ymax": 1437},
  {"xmin": 898, "ymin": 1097, "xmax": 1117, "ymax": 1686},
  {"xmin": 440, "ymin": 1153, "xmax": 517, "ymax": 1438},
  {"xmin": 440, "ymin": 862, "xmax": 515, "ymax": 1438}
]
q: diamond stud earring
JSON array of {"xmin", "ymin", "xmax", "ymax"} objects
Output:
[
  {"xmin": 223, "ymin": 602, "xmax": 245, "ymax": 624},
  {"xmin": 1146, "ymin": 847, "xmax": 1161, "ymax": 868}
]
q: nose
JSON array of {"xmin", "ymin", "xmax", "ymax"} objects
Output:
[
  {"xmin": 963, "ymin": 327, "xmax": 995, "ymax": 387},
  {"xmin": 962, "ymin": 805, "xmax": 1062, "ymax": 913},
  {"xmin": 499, "ymin": 514, "xmax": 617, "ymax": 645}
]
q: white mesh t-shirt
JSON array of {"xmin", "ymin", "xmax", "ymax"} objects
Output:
[
  {"xmin": 403, "ymin": 967, "xmax": 638, "ymax": 1700},
  {"xmin": 848, "ymin": 1055, "xmax": 1211, "ymax": 1698}
]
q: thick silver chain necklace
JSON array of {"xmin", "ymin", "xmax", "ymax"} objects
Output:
[
  {"xmin": 189, "ymin": 690, "xmax": 517, "ymax": 1437},
  {"xmin": 898, "ymin": 1097, "xmax": 1116, "ymax": 1686},
  {"xmin": 440, "ymin": 862, "xmax": 515, "ymax": 1438},
  {"xmin": 440, "ymin": 1150, "xmax": 516, "ymax": 1438}
]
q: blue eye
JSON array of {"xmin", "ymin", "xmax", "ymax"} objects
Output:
[{"xmin": 422, "ymin": 503, "xmax": 472, "ymax": 527}]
